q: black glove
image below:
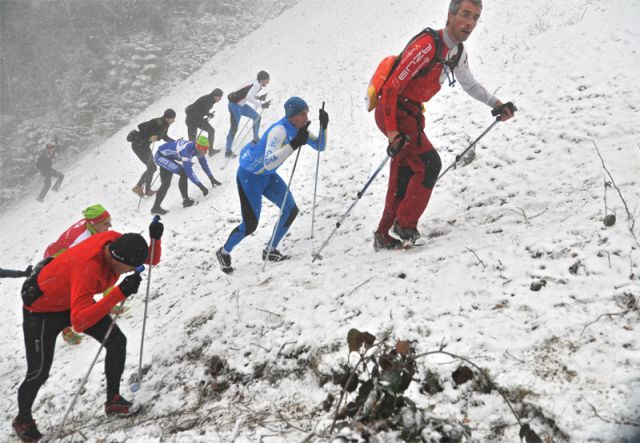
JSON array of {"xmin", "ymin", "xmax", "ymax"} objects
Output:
[
  {"xmin": 290, "ymin": 122, "xmax": 311, "ymax": 149},
  {"xmin": 149, "ymin": 217, "xmax": 164, "ymax": 240},
  {"xmin": 198, "ymin": 183, "xmax": 209, "ymax": 196},
  {"xmin": 119, "ymin": 273, "xmax": 142, "ymax": 297},
  {"xmin": 261, "ymin": 100, "xmax": 271, "ymax": 109},
  {"xmin": 22, "ymin": 265, "xmax": 33, "ymax": 277},
  {"xmin": 491, "ymin": 101, "xmax": 517, "ymax": 118},
  {"xmin": 257, "ymin": 94, "xmax": 267, "ymax": 101},
  {"xmin": 386, "ymin": 133, "xmax": 408, "ymax": 157},
  {"xmin": 319, "ymin": 108, "xmax": 329, "ymax": 130}
]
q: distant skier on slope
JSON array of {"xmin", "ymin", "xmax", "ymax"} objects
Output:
[
  {"xmin": 13, "ymin": 221, "xmax": 163, "ymax": 442},
  {"xmin": 216, "ymin": 97, "xmax": 328, "ymax": 274},
  {"xmin": 35, "ymin": 142, "xmax": 64, "ymax": 202},
  {"xmin": 150, "ymin": 135, "xmax": 221, "ymax": 215},
  {"xmin": 129, "ymin": 109, "xmax": 176, "ymax": 198},
  {"xmin": 225, "ymin": 70, "xmax": 271, "ymax": 158},
  {"xmin": 186, "ymin": 88, "xmax": 224, "ymax": 156},
  {"xmin": 371, "ymin": 0, "xmax": 515, "ymax": 250},
  {"xmin": 43, "ymin": 204, "xmax": 113, "ymax": 345}
]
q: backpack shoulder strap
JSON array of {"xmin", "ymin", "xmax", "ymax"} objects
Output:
[
  {"xmin": 415, "ymin": 28, "xmax": 443, "ymax": 77},
  {"xmin": 390, "ymin": 27, "xmax": 443, "ymax": 78}
]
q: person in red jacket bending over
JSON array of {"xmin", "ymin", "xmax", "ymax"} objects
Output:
[
  {"xmin": 44, "ymin": 204, "xmax": 113, "ymax": 345},
  {"xmin": 373, "ymin": 0, "xmax": 515, "ymax": 249},
  {"xmin": 12, "ymin": 219, "xmax": 163, "ymax": 443}
]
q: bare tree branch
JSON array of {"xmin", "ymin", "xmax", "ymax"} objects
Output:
[
  {"xmin": 465, "ymin": 247, "xmax": 487, "ymax": 268},
  {"xmin": 592, "ymin": 141, "xmax": 638, "ymax": 245}
]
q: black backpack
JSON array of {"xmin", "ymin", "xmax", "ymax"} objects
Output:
[{"xmin": 126, "ymin": 129, "xmax": 141, "ymax": 143}]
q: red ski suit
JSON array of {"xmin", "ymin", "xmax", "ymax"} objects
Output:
[
  {"xmin": 375, "ymin": 29, "xmax": 449, "ymax": 233},
  {"xmin": 27, "ymin": 231, "xmax": 161, "ymax": 332}
]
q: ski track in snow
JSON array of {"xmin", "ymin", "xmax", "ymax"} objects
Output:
[{"xmin": 1, "ymin": 0, "xmax": 639, "ymax": 441}]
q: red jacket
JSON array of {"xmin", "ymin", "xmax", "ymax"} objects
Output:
[
  {"xmin": 379, "ymin": 30, "xmax": 450, "ymax": 132},
  {"xmin": 29, "ymin": 231, "xmax": 162, "ymax": 332},
  {"xmin": 44, "ymin": 219, "xmax": 92, "ymax": 258}
]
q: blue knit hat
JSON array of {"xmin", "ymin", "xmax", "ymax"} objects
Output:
[{"xmin": 284, "ymin": 97, "xmax": 309, "ymax": 118}]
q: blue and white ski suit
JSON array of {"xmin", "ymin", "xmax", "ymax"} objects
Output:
[
  {"xmin": 155, "ymin": 139, "xmax": 214, "ymax": 185},
  {"xmin": 152, "ymin": 139, "xmax": 215, "ymax": 207},
  {"xmin": 223, "ymin": 117, "xmax": 327, "ymax": 253}
]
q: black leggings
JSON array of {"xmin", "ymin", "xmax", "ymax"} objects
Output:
[
  {"xmin": 152, "ymin": 166, "xmax": 188, "ymax": 209},
  {"xmin": 132, "ymin": 142, "xmax": 157, "ymax": 192},
  {"xmin": 17, "ymin": 309, "xmax": 126, "ymax": 421},
  {"xmin": 187, "ymin": 119, "xmax": 215, "ymax": 149}
]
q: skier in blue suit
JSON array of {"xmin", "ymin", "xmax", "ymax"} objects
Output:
[
  {"xmin": 216, "ymin": 97, "xmax": 329, "ymax": 274},
  {"xmin": 151, "ymin": 135, "xmax": 221, "ymax": 215}
]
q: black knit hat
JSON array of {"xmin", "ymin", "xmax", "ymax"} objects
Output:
[
  {"xmin": 257, "ymin": 70, "xmax": 270, "ymax": 81},
  {"xmin": 211, "ymin": 88, "xmax": 223, "ymax": 97},
  {"xmin": 109, "ymin": 233, "xmax": 148, "ymax": 266},
  {"xmin": 163, "ymin": 108, "xmax": 176, "ymax": 119}
]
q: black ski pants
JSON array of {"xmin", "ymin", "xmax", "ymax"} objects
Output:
[
  {"xmin": 187, "ymin": 119, "xmax": 215, "ymax": 154},
  {"xmin": 38, "ymin": 169, "xmax": 64, "ymax": 200},
  {"xmin": 152, "ymin": 166, "xmax": 188, "ymax": 209},
  {"xmin": 17, "ymin": 309, "xmax": 126, "ymax": 421},
  {"xmin": 132, "ymin": 141, "xmax": 157, "ymax": 192}
]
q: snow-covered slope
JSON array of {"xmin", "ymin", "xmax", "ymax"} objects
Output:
[{"xmin": 1, "ymin": 0, "xmax": 639, "ymax": 441}]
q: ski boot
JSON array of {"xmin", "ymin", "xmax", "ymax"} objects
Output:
[
  {"xmin": 262, "ymin": 247, "xmax": 289, "ymax": 262},
  {"xmin": 373, "ymin": 232, "xmax": 402, "ymax": 251},
  {"xmin": 392, "ymin": 221, "xmax": 421, "ymax": 244},
  {"xmin": 216, "ymin": 247, "xmax": 233, "ymax": 275},
  {"xmin": 12, "ymin": 417, "xmax": 43, "ymax": 442},
  {"xmin": 105, "ymin": 394, "xmax": 135, "ymax": 416},
  {"xmin": 182, "ymin": 197, "xmax": 195, "ymax": 208},
  {"xmin": 132, "ymin": 186, "xmax": 144, "ymax": 197},
  {"xmin": 151, "ymin": 206, "xmax": 168, "ymax": 215}
]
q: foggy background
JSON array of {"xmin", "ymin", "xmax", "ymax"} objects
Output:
[{"xmin": 0, "ymin": 0, "xmax": 296, "ymax": 208}]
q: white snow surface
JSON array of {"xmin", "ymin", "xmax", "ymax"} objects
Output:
[{"xmin": 1, "ymin": 0, "xmax": 640, "ymax": 441}]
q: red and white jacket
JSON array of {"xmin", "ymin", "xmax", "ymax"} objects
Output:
[{"xmin": 44, "ymin": 219, "xmax": 94, "ymax": 258}]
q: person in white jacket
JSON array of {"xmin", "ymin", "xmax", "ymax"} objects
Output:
[{"xmin": 224, "ymin": 70, "xmax": 271, "ymax": 158}]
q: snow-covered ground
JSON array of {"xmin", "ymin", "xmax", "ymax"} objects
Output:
[{"xmin": 1, "ymin": 0, "xmax": 639, "ymax": 441}]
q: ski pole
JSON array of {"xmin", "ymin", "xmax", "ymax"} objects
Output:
[
  {"xmin": 310, "ymin": 102, "xmax": 325, "ymax": 239},
  {"xmin": 55, "ymin": 265, "xmax": 144, "ymax": 439},
  {"xmin": 311, "ymin": 135, "xmax": 407, "ymax": 261},
  {"xmin": 131, "ymin": 215, "xmax": 159, "ymax": 393},
  {"xmin": 311, "ymin": 154, "xmax": 391, "ymax": 262},
  {"xmin": 262, "ymin": 144, "xmax": 304, "ymax": 272},
  {"xmin": 438, "ymin": 103, "xmax": 516, "ymax": 182},
  {"xmin": 437, "ymin": 117, "xmax": 500, "ymax": 182}
]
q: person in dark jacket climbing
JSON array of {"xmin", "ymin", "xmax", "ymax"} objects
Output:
[
  {"xmin": 130, "ymin": 109, "xmax": 176, "ymax": 197},
  {"xmin": 185, "ymin": 88, "xmax": 223, "ymax": 156}
]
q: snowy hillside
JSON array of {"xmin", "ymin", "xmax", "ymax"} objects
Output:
[{"xmin": 1, "ymin": 0, "xmax": 639, "ymax": 441}]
